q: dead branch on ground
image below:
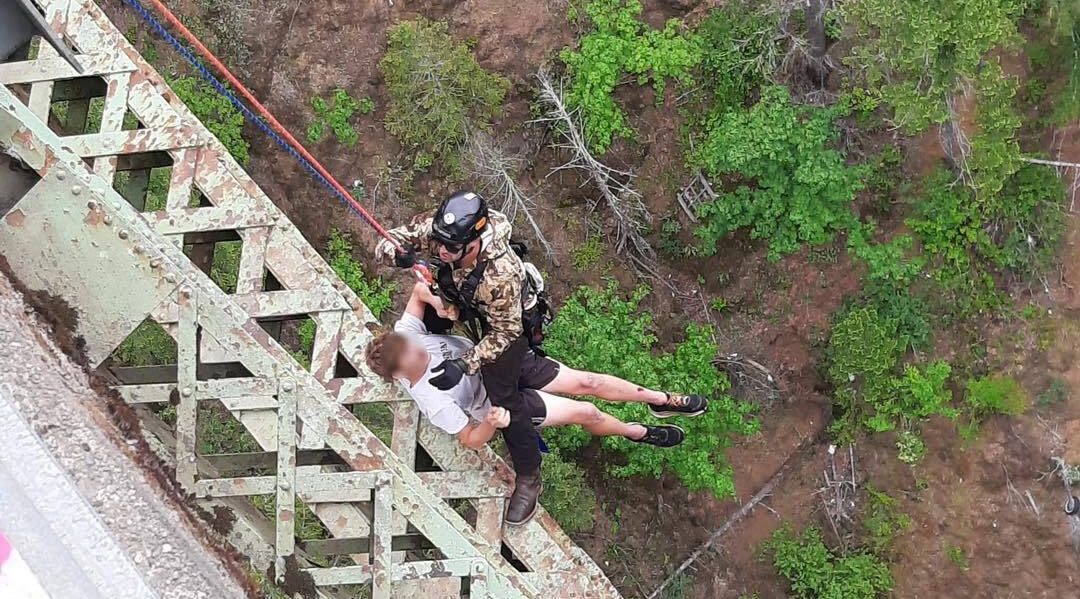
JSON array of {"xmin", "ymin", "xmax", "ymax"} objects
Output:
[
  {"xmin": 532, "ymin": 68, "xmax": 660, "ymax": 278},
  {"xmin": 464, "ymin": 131, "xmax": 558, "ymax": 263},
  {"xmin": 815, "ymin": 444, "xmax": 859, "ymax": 552}
]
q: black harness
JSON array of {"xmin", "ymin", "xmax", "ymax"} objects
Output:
[{"xmin": 433, "ymin": 242, "xmax": 551, "ymax": 350}]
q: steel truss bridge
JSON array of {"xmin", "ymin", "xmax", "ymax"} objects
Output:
[{"xmin": 0, "ymin": 1, "xmax": 620, "ymax": 597}]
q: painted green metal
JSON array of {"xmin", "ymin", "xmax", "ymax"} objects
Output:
[{"xmin": 0, "ymin": 1, "xmax": 623, "ymax": 597}]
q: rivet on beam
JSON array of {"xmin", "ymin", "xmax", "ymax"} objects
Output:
[
  {"xmin": 149, "ymin": 257, "xmax": 162, "ymax": 269},
  {"xmin": 180, "ymin": 386, "xmax": 193, "ymax": 397},
  {"xmin": 56, "ymin": 171, "xmax": 66, "ymax": 181},
  {"xmin": 103, "ymin": 215, "xmax": 112, "ymax": 225},
  {"xmin": 179, "ymin": 285, "xmax": 192, "ymax": 297},
  {"xmin": 134, "ymin": 244, "xmax": 144, "ymax": 254},
  {"xmin": 87, "ymin": 200, "xmax": 98, "ymax": 210},
  {"xmin": 473, "ymin": 561, "xmax": 486, "ymax": 575},
  {"xmin": 281, "ymin": 380, "xmax": 295, "ymax": 392},
  {"xmin": 279, "ymin": 481, "xmax": 290, "ymax": 491},
  {"xmin": 165, "ymin": 273, "xmax": 177, "ymax": 284},
  {"xmin": 117, "ymin": 229, "xmax": 128, "ymax": 239},
  {"xmin": 71, "ymin": 186, "xmax": 82, "ymax": 196}
]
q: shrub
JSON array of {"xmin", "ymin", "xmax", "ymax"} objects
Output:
[
  {"xmin": 169, "ymin": 75, "xmax": 250, "ymax": 164},
  {"xmin": 543, "ymin": 282, "xmax": 758, "ymax": 498},
  {"xmin": 560, "ymin": 0, "xmax": 702, "ymax": 153},
  {"xmin": 861, "ymin": 488, "xmax": 911, "ymax": 555},
  {"xmin": 765, "ymin": 526, "xmax": 894, "ymax": 599},
  {"xmin": 826, "ymin": 307, "xmax": 956, "ymax": 440},
  {"xmin": 895, "ymin": 430, "xmax": 927, "ymax": 466},
  {"xmin": 324, "ymin": 230, "xmax": 395, "ymax": 319},
  {"xmin": 692, "ymin": 86, "xmax": 864, "ymax": 261},
  {"xmin": 380, "ymin": 19, "xmax": 508, "ymax": 175},
  {"xmin": 307, "ymin": 88, "xmax": 374, "ymax": 148},
  {"xmin": 1037, "ymin": 377, "xmax": 1069, "ymax": 407},
  {"xmin": 965, "ymin": 375, "xmax": 1027, "ymax": 418},
  {"xmin": 540, "ymin": 450, "xmax": 596, "ymax": 534},
  {"xmin": 994, "ymin": 163, "xmax": 1068, "ymax": 281},
  {"xmin": 692, "ymin": 4, "xmax": 778, "ymax": 114},
  {"xmin": 843, "ymin": 0, "xmax": 1023, "ymax": 134}
]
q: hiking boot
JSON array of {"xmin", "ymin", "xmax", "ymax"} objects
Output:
[
  {"xmin": 629, "ymin": 423, "xmax": 685, "ymax": 448},
  {"xmin": 649, "ymin": 393, "xmax": 708, "ymax": 418},
  {"xmin": 505, "ymin": 471, "xmax": 542, "ymax": 526}
]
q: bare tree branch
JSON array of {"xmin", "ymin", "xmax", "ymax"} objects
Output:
[
  {"xmin": 463, "ymin": 130, "xmax": 559, "ymax": 263},
  {"xmin": 531, "ymin": 68, "xmax": 658, "ymax": 275}
]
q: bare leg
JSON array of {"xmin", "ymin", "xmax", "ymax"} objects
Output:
[
  {"xmin": 536, "ymin": 392, "xmax": 645, "ymax": 440},
  {"xmin": 541, "ymin": 366, "xmax": 667, "ymax": 406}
]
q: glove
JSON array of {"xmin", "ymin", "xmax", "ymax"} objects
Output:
[
  {"xmin": 394, "ymin": 244, "xmax": 418, "ymax": 269},
  {"xmin": 429, "ymin": 358, "xmax": 467, "ymax": 390}
]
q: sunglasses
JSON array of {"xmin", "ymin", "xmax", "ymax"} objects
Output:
[{"xmin": 433, "ymin": 239, "xmax": 465, "ymax": 254}]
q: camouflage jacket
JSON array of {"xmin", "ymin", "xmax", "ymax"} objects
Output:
[{"xmin": 376, "ymin": 210, "xmax": 524, "ymax": 374}]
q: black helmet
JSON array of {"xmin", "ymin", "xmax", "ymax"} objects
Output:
[{"xmin": 431, "ymin": 191, "xmax": 489, "ymax": 248}]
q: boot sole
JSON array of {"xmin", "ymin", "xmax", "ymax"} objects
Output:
[
  {"xmin": 649, "ymin": 408, "xmax": 706, "ymax": 419},
  {"xmin": 504, "ymin": 482, "xmax": 543, "ymax": 526}
]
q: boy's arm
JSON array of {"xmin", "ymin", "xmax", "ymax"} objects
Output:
[
  {"xmin": 456, "ymin": 407, "xmax": 509, "ymax": 449},
  {"xmin": 403, "ymin": 282, "xmax": 457, "ymax": 324}
]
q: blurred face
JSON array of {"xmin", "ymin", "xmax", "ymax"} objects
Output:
[{"xmin": 393, "ymin": 336, "xmax": 432, "ymax": 378}]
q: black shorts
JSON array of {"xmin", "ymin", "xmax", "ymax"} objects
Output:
[
  {"xmin": 519, "ymin": 347, "xmax": 560, "ymax": 390},
  {"xmin": 522, "ymin": 389, "xmax": 548, "ymax": 426},
  {"xmin": 519, "ymin": 349, "xmax": 560, "ymax": 426}
]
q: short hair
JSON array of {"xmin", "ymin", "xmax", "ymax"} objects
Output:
[{"xmin": 365, "ymin": 330, "xmax": 408, "ymax": 382}]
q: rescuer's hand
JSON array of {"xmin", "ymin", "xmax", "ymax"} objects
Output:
[
  {"xmin": 394, "ymin": 244, "xmax": 418, "ymax": 269},
  {"xmin": 429, "ymin": 358, "xmax": 466, "ymax": 390}
]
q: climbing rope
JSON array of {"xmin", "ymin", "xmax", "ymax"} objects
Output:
[{"xmin": 120, "ymin": 0, "xmax": 406, "ymax": 257}]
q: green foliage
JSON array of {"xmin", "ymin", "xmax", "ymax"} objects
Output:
[
  {"xmin": 169, "ymin": 75, "xmax": 249, "ymax": 164},
  {"xmin": 906, "ymin": 170, "xmax": 1002, "ymax": 315},
  {"xmin": 965, "ymin": 375, "xmax": 1027, "ymax": 418},
  {"xmin": 847, "ymin": 229, "xmax": 931, "ymax": 352},
  {"xmin": 210, "ymin": 241, "xmax": 241, "ymax": 294},
  {"xmin": 967, "ymin": 63, "xmax": 1022, "ymax": 197},
  {"xmin": 560, "ymin": 0, "xmax": 702, "ymax": 152},
  {"xmin": 908, "ymin": 164, "xmax": 1066, "ymax": 316},
  {"xmin": 993, "ymin": 163, "xmax": 1068, "ymax": 280},
  {"xmin": 765, "ymin": 526, "xmax": 894, "ymax": 599},
  {"xmin": 861, "ymin": 488, "xmax": 911, "ymax": 554},
  {"xmin": 693, "ymin": 5, "xmax": 778, "ymax": 114},
  {"xmin": 827, "ymin": 307, "xmax": 957, "ymax": 440},
  {"xmin": 661, "ymin": 572, "xmax": 694, "ymax": 599},
  {"xmin": 1037, "ymin": 377, "xmax": 1069, "ymax": 407},
  {"xmin": 380, "ymin": 19, "xmax": 508, "ymax": 175},
  {"xmin": 540, "ymin": 450, "xmax": 596, "ymax": 534},
  {"xmin": 1032, "ymin": 0, "xmax": 1080, "ymax": 124},
  {"xmin": 114, "ymin": 320, "xmax": 176, "ymax": 366},
  {"xmin": 571, "ymin": 236, "xmax": 604, "ymax": 271},
  {"xmin": 843, "ymin": 0, "xmax": 1023, "ymax": 134},
  {"xmin": 692, "ymin": 86, "xmax": 864, "ymax": 261},
  {"xmin": 306, "ymin": 88, "xmax": 373, "ymax": 147},
  {"xmin": 544, "ymin": 282, "xmax": 758, "ymax": 498},
  {"xmin": 198, "ymin": 406, "xmax": 259, "ymax": 454},
  {"xmin": 896, "ymin": 430, "xmax": 927, "ymax": 465},
  {"xmin": 252, "ymin": 496, "xmax": 329, "ymax": 541},
  {"xmin": 326, "ymin": 230, "xmax": 395, "ymax": 318},
  {"xmin": 946, "ymin": 546, "xmax": 970, "ymax": 570}
]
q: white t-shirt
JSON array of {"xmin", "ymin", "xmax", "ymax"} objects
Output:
[{"xmin": 394, "ymin": 312, "xmax": 491, "ymax": 434}]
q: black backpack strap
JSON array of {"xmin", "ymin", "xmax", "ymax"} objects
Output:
[
  {"xmin": 434, "ymin": 260, "xmax": 489, "ymax": 340},
  {"xmin": 458, "ymin": 260, "xmax": 488, "ymax": 310}
]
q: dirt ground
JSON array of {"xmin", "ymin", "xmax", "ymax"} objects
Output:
[{"xmin": 95, "ymin": 0, "xmax": 1080, "ymax": 597}]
